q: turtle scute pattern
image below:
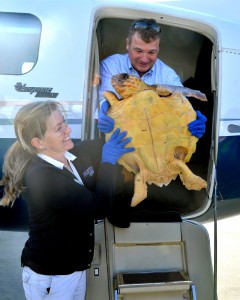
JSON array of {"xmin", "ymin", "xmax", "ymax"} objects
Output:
[{"xmin": 103, "ymin": 73, "xmax": 207, "ymax": 207}]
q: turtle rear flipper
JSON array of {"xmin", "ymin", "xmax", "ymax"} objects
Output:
[
  {"xmin": 172, "ymin": 159, "xmax": 207, "ymax": 190},
  {"xmin": 130, "ymin": 159, "xmax": 150, "ymax": 207},
  {"xmin": 131, "ymin": 172, "xmax": 148, "ymax": 207}
]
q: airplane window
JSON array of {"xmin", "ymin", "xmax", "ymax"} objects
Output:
[{"xmin": 0, "ymin": 12, "xmax": 41, "ymax": 75}]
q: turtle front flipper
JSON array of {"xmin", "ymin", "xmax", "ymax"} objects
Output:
[
  {"xmin": 172, "ymin": 159, "xmax": 207, "ymax": 190},
  {"xmin": 103, "ymin": 91, "xmax": 120, "ymax": 106},
  {"xmin": 155, "ymin": 84, "xmax": 207, "ymax": 101}
]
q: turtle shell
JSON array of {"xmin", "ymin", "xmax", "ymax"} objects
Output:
[{"xmin": 104, "ymin": 74, "xmax": 207, "ymax": 207}]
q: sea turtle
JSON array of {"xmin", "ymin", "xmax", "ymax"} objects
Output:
[{"xmin": 103, "ymin": 73, "xmax": 208, "ymax": 207}]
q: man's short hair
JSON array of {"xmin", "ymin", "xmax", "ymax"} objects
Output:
[{"xmin": 128, "ymin": 18, "xmax": 161, "ymax": 43}]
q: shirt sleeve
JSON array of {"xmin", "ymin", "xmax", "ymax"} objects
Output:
[
  {"xmin": 163, "ymin": 65, "xmax": 183, "ymax": 86},
  {"xmin": 99, "ymin": 59, "xmax": 114, "ymax": 104},
  {"xmin": 156, "ymin": 59, "xmax": 183, "ymax": 86}
]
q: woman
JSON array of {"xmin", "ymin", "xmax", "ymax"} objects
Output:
[{"xmin": 0, "ymin": 100, "xmax": 134, "ymax": 300}]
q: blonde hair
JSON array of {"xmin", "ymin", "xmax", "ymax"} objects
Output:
[{"xmin": 0, "ymin": 101, "xmax": 65, "ymax": 207}]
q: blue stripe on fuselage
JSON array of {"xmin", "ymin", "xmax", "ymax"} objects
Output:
[{"xmin": 217, "ymin": 136, "xmax": 240, "ymax": 199}]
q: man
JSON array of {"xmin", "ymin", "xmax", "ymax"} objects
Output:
[
  {"xmin": 98, "ymin": 18, "xmax": 182, "ymax": 105},
  {"xmin": 97, "ymin": 18, "xmax": 207, "ymax": 227},
  {"xmin": 98, "ymin": 18, "xmax": 206, "ymax": 138}
]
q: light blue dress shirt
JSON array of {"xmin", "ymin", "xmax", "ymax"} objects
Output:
[{"xmin": 99, "ymin": 53, "xmax": 183, "ymax": 104}]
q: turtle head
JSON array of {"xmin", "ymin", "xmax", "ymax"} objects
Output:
[{"xmin": 111, "ymin": 73, "xmax": 148, "ymax": 99}]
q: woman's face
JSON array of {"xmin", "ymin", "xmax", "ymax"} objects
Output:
[{"xmin": 40, "ymin": 109, "xmax": 74, "ymax": 158}]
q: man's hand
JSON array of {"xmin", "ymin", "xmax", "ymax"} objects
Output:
[
  {"xmin": 97, "ymin": 101, "xmax": 114, "ymax": 133},
  {"xmin": 188, "ymin": 110, "xmax": 207, "ymax": 138}
]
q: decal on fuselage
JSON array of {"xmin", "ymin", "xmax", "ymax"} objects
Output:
[{"xmin": 14, "ymin": 82, "xmax": 59, "ymax": 98}]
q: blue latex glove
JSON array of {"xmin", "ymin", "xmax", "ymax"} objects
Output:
[
  {"xmin": 102, "ymin": 128, "xmax": 135, "ymax": 165},
  {"xmin": 97, "ymin": 101, "xmax": 114, "ymax": 133},
  {"xmin": 188, "ymin": 110, "xmax": 207, "ymax": 138}
]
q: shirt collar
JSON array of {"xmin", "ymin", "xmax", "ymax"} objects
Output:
[{"xmin": 37, "ymin": 151, "xmax": 77, "ymax": 170}]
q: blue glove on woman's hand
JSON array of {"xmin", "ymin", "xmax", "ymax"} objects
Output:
[
  {"xmin": 97, "ymin": 101, "xmax": 114, "ymax": 133},
  {"xmin": 102, "ymin": 128, "xmax": 135, "ymax": 165},
  {"xmin": 188, "ymin": 110, "xmax": 207, "ymax": 138}
]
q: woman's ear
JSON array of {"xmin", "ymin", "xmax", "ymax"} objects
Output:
[{"xmin": 31, "ymin": 137, "xmax": 44, "ymax": 150}]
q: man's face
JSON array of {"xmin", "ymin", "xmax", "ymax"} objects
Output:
[{"xmin": 126, "ymin": 32, "xmax": 160, "ymax": 77}]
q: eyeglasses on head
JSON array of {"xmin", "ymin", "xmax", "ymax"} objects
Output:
[{"xmin": 131, "ymin": 20, "xmax": 161, "ymax": 33}]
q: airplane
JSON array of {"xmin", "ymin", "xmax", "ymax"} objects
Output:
[{"xmin": 0, "ymin": 0, "xmax": 239, "ymax": 299}]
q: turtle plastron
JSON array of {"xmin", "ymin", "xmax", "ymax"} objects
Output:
[{"xmin": 104, "ymin": 73, "xmax": 208, "ymax": 207}]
